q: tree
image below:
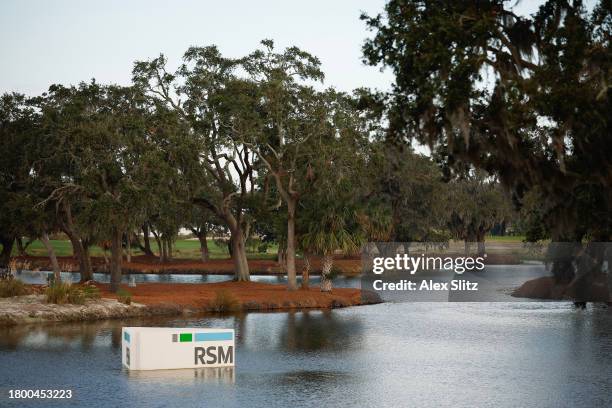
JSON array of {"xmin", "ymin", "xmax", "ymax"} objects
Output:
[
  {"xmin": 356, "ymin": 90, "xmax": 450, "ymax": 251},
  {"xmin": 299, "ymin": 188, "xmax": 365, "ymax": 292},
  {"xmin": 447, "ymin": 171, "xmax": 512, "ymax": 255},
  {"xmin": 133, "ymin": 48, "xmax": 261, "ymax": 281},
  {"xmin": 239, "ymin": 40, "xmax": 324, "ymax": 290},
  {"xmin": 185, "ymin": 205, "xmax": 223, "ymax": 262},
  {"xmin": 36, "ymin": 82, "xmax": 150, "ymax": 291},
  {"xmin": 0, "ymin": 94, "xmax": 36, "ymax": 270},
  {"xmin": 362, "ymin": 0, "xmax": 612, "ymax": 281}
]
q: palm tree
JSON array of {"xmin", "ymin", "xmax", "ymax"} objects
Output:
[{"xmin": 299, "ymin": 207, "xmax": 364, "ymax": 292}]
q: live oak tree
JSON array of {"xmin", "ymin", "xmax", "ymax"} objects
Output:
[
  {"xmin": 133, "ymin": 48, "xmax": 261, "ymax": 281},
  {"xmin": 0, "ymin": 94, "xmax": 36, "ymax": 269},
  {"xmin": 362, "ymin": 0, "xmax": 611, "ymax": 282},
  {"xmin": 447, "ymin": 171, "xmax": 512, "ymax": 255},
  {"xmin": 239, "ymin": 40, "xmax": 325, "ymax": 290},
  {"xmin": 356, "ymin": 90, "xmax": 450, "ymax": 251},
  {"xmin": 185, "ymin": 205, "xmax": 223, "ymax": 262},
  {"xmin": 36, "ymin": 82, "xmax": 150, "ymax": 291}
]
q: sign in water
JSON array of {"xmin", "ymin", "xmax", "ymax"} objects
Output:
[{"xmin": 122, "ymin": 327, "xmax": 235, "ymax": 370}]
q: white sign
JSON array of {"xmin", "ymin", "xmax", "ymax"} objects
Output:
[{"xmin": 122, "ymin": 327, "xmax": 235, "ymax": 371}]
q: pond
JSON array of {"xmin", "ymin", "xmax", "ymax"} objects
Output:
[
  {"xmin": 1, "ymin": 265, "xmax": 611, "ymax": 407},
  {"xmin": 12, "ymin": 270, "xmax": 359, "ymax": 287}
]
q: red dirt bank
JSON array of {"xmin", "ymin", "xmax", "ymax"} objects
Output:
[{"xmin": 97, "ymin": 281, "xmax": 375, "ymax": 311}]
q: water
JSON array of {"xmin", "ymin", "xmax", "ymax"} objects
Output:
[
  {"xmin": 2, "ymin": 266, "xmax": 612, "ymax": 407},
  {"xmin": 12, "ymin": 270, "xmax": 359, "ymax": 287}
]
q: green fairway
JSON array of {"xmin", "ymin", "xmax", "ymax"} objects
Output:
[
  {"xmin": 485, "ymin": 235, "xmax": 526, "ymax": 242},
  {"xmin": 14, "ymin": 238, "xmax": 278, "ymax": 260}
]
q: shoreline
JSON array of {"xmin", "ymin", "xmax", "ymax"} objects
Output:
[
  {"xmin": 0, "ymin": 281, "xmax": 382, "ymax": 327},
  {"xmin": 14, "ymin": 253, "xmax": 522, "ymax": 276}
]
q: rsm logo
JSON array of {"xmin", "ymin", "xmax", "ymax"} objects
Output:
[
  {"xmin": 122, "ymin": 327, "xmax": 235, "ymax": 370},
  {"xmin": 195, "ymin": 346, "xmax": 234, "ymax": 365}
]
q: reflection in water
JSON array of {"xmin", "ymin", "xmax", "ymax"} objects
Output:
[
  {"xmin": 127, "ymin": 367, "xmax": 235, "ymax": 384},
  {"xmin": 280, "ymin": 310, "xmax": 364, "ymax": 351},
  {"xmin": 13, "ymin": 270, "xmax": 359, "ymax": 287}
]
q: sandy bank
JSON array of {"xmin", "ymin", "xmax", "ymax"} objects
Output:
[{"xmin": 0, "ymin": 282, "xmax": 381, "ymax": 326}]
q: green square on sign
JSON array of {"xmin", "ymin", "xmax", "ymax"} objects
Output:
[{"xmin": 179, "ymin": 333, "xmax": 192, "ymax": 342}]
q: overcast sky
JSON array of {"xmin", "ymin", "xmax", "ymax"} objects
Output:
[
  {"xmin": 1, "ymin": 0, "xmax": 393, "ymax": 96},
  {"xmin": 0, "ymin": 0, "xmax": 596, "ymax": 96}
]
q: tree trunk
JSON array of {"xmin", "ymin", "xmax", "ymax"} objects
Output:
[
  {"xmin": 301, "ymin": 253, "xmax": 311, "ymax": 290},
  {"xmin": 161, "ymin": 237, "xmax": 168, "ymax": 262},
  {"xmin": 126, "ymin": 232, "xmax": 132, "ymax": 263},
  {"xmin": 227, "ymin": 237, "xmax": 233, "ymax": 257},
  {"xmin": 110, "ymin": 227, "xmax": 123, "ymax": 292},
  {"xmin": 286, "ymin": 199, "xmax": 298, "ymax": 290},
  {"xmin": 198, "ymin": 235, "xmax": 209, "ymax": 262},
  {"xmin": 0, "ymin": 236, "xmax": 14, "ymax": 270},
  {"xmin": 464, "ymin": 240, "xmax": 470, "ymax": 255},
  {"xmin": 166, "ymin": 238, "xmax": 173, "ymax": 261},
  {"xmin": 16, "ymin": 237, "xmax": 27, "ymax": 256},
  {"xmin": 81, "ymin": 241, "xmax": 93, "ymax": 281},
  {"xmin": 141, "ymin": 223, "xmax": 154, "ymax": 256},
  {"xmin": 230, "ymin": 228, "xmax": 250, "ymax": 281},
  {"xmin": 320, "ymin": 254, "xmax": 333, "ymax": 292},
  {"xmin": 63, "ymin": 228, "xmax": 93, "ymax": 282},
  {"xmin": 40, "ymin": 232, "xmax": 61, "ymax": 283},
  {"xmin": 60, "ymin": 203, "xmax": 94, "ymax": 282},
  {"xmin": 477, "ymin": 232, "xmax": 486, "ymax": 256},
  {"xmin": 152, "ymin": 230, "xmax": 163, "ymax": 262}
]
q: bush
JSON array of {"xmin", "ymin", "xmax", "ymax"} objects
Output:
[
  {"xmin": 82, "ymin": 285, "xmax": 101, "ymax": 300},
  {"xmin": 46, "ymin": 282, "xmax": 73, "ymax": 304},
  {"xmin": 210, "ymin": 290, "xmax": 240, "ymax": 312},
  {"xmin": 116, "ymin": 288, "xmax": 132, "ymax": 305},
  {"xmin": 45, "ymin": 282, "xmax": 100, "ymax": 305},
  {"xmin": 0, "ymin": 278, "xmax": 27, "ymax": 298}
]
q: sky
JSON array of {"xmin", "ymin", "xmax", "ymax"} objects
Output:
[
  {"xmin": 0, "ymin": 0, "xmax": 393, "ymax": 96},
  {"xmin": 0, "ymin": 1, "xmax": 596, "ymax": 96}
]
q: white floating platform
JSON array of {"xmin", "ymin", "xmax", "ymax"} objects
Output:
[{"xmin": 122, "ymin": 327, "xmax": 235, "ymax": 370}]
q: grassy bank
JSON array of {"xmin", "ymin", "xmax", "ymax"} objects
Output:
[
  {"xmin": 13, "ymin": 238, "xmax": 278, "ymax": 260},
  {"xmin": 12, "ymin": 236, "xmax": 526, "ymax": 260}
]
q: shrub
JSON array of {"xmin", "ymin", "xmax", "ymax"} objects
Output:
[
  {"xmin": 0, "ymin": 278, "xmax": 27, "ymax": 298},
  {"xmin": 116, "ymin": 288, "xmax": 132, "ymax": 305},
  {"xmin": 45, "ymin": 282, "xmax": 100, "ymax": 305},
  {"xmin": 210, "ymin": 290, "xmax": 240, "ymax": 312},
  {"xmin": 82, "ymin": 285, "xmax": 101, "ymax": 300},
  {"xmin": 45, "ymin": 282, "xmax": 72, "ymax": 304}
]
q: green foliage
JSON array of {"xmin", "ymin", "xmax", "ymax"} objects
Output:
[
  {"xmin": 116, "ymin": 288, "xmax": 132, "ymax": 305},
  {"xmin": 447, "ymin": 171, "xmax": 513, "ymax": 242},
  {"xmin": 81, "ymin": 285, "xmax": 101, "ymax": 300},
  {"xmin": 362, "ymin": 0, "xmax": 612, "ymax": 242},
  {"xmin": 0, "ymin": 278, "xmax": 27, "ymax": 298},
  {"xmin": 210, "ymin": 289, "xmax": 240, "ymax": 312}
]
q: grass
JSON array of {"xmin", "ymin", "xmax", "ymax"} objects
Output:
[
  {"xmin": 116, "ymin": 288, "xmax": 132, "ymax": 305},
  {"xmin": 0, "ymin": 279, "xmax": 28, "ymax": 298},
  {"xmin": 8, "ymin": 235, "xmax": 525, "ymax": 263},
  {"xmin": 209, "ymin": 289, "xmax": 240, "ymax": 312},
  {"xmin": 485, "ymin": 235, "xmax": 527, "ymax": 242},
  {"xmin": 13, "ymin": 238, "xmax": 278, "ymax": 260},
  {"xmin": 45, "ymin": 282, "xmax": 100, "ymax": 304}
]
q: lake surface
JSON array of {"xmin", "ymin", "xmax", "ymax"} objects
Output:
[
  {"xmin": 2, "ymin": 265, "xmax": 612, "ymax": 407},
  {"xmin": 13, "ymin": 269, "xmax": 358, "ymax": 287}
]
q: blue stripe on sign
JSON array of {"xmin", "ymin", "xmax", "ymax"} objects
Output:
[
  {"xmin": 124, "ymin": 332, "xmax": 130, "ymax": 343},
  {"xmin": 195, "ymin": 332, "xmax": 233, "ymax": 342}
]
